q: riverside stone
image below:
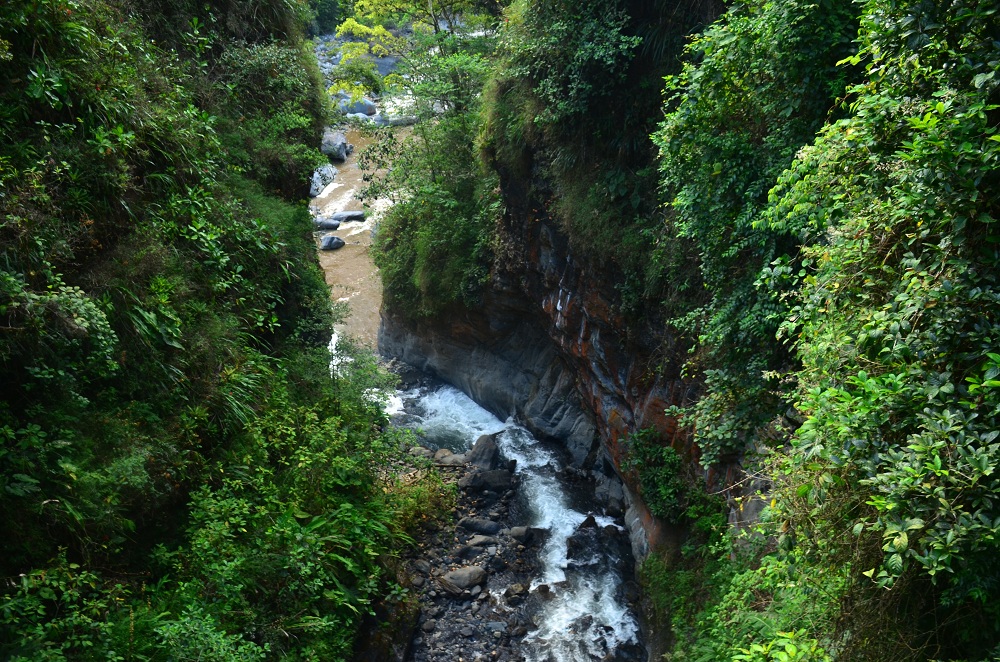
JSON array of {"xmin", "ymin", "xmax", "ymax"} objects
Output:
[
  {"xmin": 338, "ymin": 97, "xmax": 377, "ymax": 115},
  {"xmin": 320, "ymin": 128, "xmax": 351, "ymax": 161},
  {"xmin": 319, "ymin": 235, "xmax": 345, "ymax": 250},
  {"xmin": 458, "ymin": 517, "xmax": 501, "ymax": 535},
  {"xmin": 331, "ymin": 210, "xmax": 365, "ymax": 222},
  {"xmin": 458, "ymin": 469, "xmax": 512, "ymax": 492},
  {"xmin": 465, "ymin": 435, "xmax": 503, "ymax": 470},
  {"xmin": 467, "ymin": 535, "xmax": 497, "ymax": 547},
  {"xmin": 439, "ymin": 565, "xmax": 486, "ymax": 593},
  {"xmin": 314, "ymin": 218, "xmax": 341, "ymax": 230},
  {"xmin": 309, "ymin": 164, "xmax": 337, "ymax": 196},
  {"xmin": 436, "ymin": 452, "xmax": 467, "ymax": 466}
]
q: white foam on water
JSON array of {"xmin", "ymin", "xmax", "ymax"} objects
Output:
[
  {"xmin": 397, "ymin": 385, "xmax": 507, "ymax": 450},
  {"xmin": 327, "ymin": 331, "xmax": 353, "ymax": 376},
  {"xmin": 496, "ymin": 425, "xmax": 640, "ymax": 660},
  {"xmin": 383, "ymin": 393, "xmax": 404, "ymax": 416},
  {"xmin": 396, "ymin": 383, "xmax": 640, "ymax": 660},
  {"xmin": 523, "ymin": 572, "xmax": 640, "ymax": 662}
]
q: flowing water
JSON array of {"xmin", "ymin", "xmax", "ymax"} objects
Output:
[{"xmin": 392, "ymin": 382, "xmax": 643, "ymax": 661}]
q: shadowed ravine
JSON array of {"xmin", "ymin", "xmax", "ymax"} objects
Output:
[{"xmin": 389, "ymin": 384, "xmax": 645, "ymax": 661}]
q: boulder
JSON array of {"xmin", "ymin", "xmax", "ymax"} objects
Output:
[
  {"xmin": 439, "ymin": 565, "xmax": 486, "ymax": 594},
  {"xmin": 433, "ymin": 448, "xmax": 453, "ymax": 461},
  {"xmin": 332, "ymin": 210, "xmax": 365, "ymax": 223},
  {"xmin": 467, "ymin": 534, "xmax": 497, "ymax": 547},
  {"xmin": 319, "ymin": 235, "xmax": 345, "ymax": 251},
  {"xmin": 309, "ymin": 164, "xmax": 337, "ymax": 197},
  {"xmin": 314, "ymin": 218, "xmax": 341, "ymax": 231},
  {"xmin": 345, "ymin": 112, "xmax": 374, "ymax": 123},
  {"xmin": 458, "ymin": 469, "xmax": 513, "ymax": 493},
  {"xmin": 504, "ymin": 583, "xmax": 527, "ymax": 605},
  {"xmin": 338, "ymin": 97, "xmax": 377, "ymax": 115},
  {"xmin": 436, "ymin": 452, "xmax": 467, "ymax": 466},
  {"xmin": 458, "ymin": 517, "xmax": 501, "ymax": 535},
  {"xmin": 388, "ymin": 114, "xmax": 419, "ymax": 127},
  {"xmin": 320, "ymin": 128, "xmax": 351, "ymax": 161},
  {"xmin": 508, "ymin": 526, "xmax": 547, "ymax": 546},
  {"xmin": 466, "ymin": 434, "xmax": 502, "ymax": 470}
]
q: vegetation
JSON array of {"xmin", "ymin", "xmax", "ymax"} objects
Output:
[
  {"xmin": 650, "ymin": 0, "xmax": 1000, "ymax": 658},
  {"xmin": 5, "ymin": 0, "xmax": 999, "ymax": 657},
  {"xmin": 365, "ymin": 0, "xmax": 1000, "ymax": 658},
  {"xmin": 0, "ymin": 0, "xmax": 450, "ymax": 658},
  {"xmin": 341, "ymin": 0, "xmax": 503, "ymax": 317}
]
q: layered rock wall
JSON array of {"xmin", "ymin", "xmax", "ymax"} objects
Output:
[{"xmin": 379, "ymin": 198, "xmax": 699, "ymax": 557}]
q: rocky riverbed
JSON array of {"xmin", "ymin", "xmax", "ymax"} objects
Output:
[{"xmin": 357, "ymin": 377, "xmax": 646, "ymax": 662}]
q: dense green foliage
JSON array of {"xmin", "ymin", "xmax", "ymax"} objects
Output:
[
  {"xmin": 653, "ymin": 0, "xmax": 860, "ymax": 467},
  {"xmin": 342, "ymin": 7, "xmax": 502, "ymax": 317},
  {"xmin": 0, "ymin": 0, "xmax": 452, "ymax": 657},
  {"xmin": 646, "ymin": 0, "xmax": 1000, "ymax": 659},
  {"xmin": 367, "ymin": 0, "xmax": 1000, "ymax": 658}
]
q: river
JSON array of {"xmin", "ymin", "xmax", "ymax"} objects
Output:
[{"xmin": 391, "ymin": 383, "xmax": 645, "ymax": 661}]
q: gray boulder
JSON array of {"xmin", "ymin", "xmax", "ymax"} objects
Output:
[
  {"xmin": 338, "ymin": 97, "xmax": 377, "ymax": 115},
  {"xmin": 309, "ymin": 164, "xmax": 337, "ymax": 197},
  {"xmin": 345, "ymin": 112, "xmax": 373, "ymax": 123},
  {"xmin": 321, "ymin": 128, "xmax": 351, "ymax": 161},
  {"xmin": 439, "ymin": 566, "xmax": 486, "ymax": 594},
  {"xmin": 332, "ymin": 210, "xmax": 365, "ymax": 223},
  {"xmin": 466, "ymin": 434, "xmax": 502, "ymax": 470},
  {"xmin": 458, "ymin": 517, "xmax": 501, "ymax": 535},
  {"xmin": 319, "ymin": 235, "xmax": 345, "ymax": 250},
  {"xmin": 458, "ymin": 469, "xmax": 513, "ymax": 493},
  {"xmin": 508, "ymin": 526, "xmax": 547, "ymax": 546},
  {"xmin": 436, "ymin": 452, "xmax": 467, "ymax": 466},
  {"xmin": 467, "ymin": 534, "xmax": 498, "ymax": 547},
  {"xmin": 314, "ymin": 218, "xmax": 341, "ymax": 230}
]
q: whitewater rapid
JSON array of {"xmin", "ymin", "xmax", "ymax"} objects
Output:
[{"xmin": 392, "ymin": 383, "xmax": 640, "ymax": 662}]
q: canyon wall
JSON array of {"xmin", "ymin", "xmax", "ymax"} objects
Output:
[{"xmin": 379, "ymin": 186, "xmax": 704, "ymax": 558}]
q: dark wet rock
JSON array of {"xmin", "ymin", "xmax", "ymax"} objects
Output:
[
  {"xmin": 314, "ymin": 218, "xmax": 341, "ymax": 230},
  {"xmin": 504, "ymin": 583, "xmax": 527, "ymax": 605},
  {"xmin": 456, "ymin": 545, "xmax": 481, "ymax": 560},
  {"xmin": 320, "ymin": 235, "xmax": 345, "ymax": 250},
  {"xmin": 331, "ymin": 210, "xmax": 365, "ymax": 222},
  {"xmin": 420, "ymin": 618, "xmax": 436, "ymax": 632},
  {"xmin": 458, "ymin": 517, "xmax": 501, "ymax": 535},
  {"xmin": 413, "ymin": 559, "xmax": 432, "ymax": 574},
  {"xmin": 466, "ymin": 434, "xmax": 503, "ymax": 470},
  {"xmin": 508, "ymin": 526, "xmax": 547, "ymax": 546},
  {"xmin": 458, "ymin": 469, "xmax": 513, "ymax": 493}
]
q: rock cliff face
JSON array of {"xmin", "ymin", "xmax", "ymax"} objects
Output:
[
  {"xmin": 374, "ymin": 185, "xmax": 676, "ymax": 657},
  {"xmin": 379, "ymin": 184, "xmax": 702, "ymax": 558}
]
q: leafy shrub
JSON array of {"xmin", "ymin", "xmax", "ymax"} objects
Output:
[{"xmin": 653, "ymin": 0, "xmax": 861, "ymax": 468}]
